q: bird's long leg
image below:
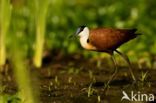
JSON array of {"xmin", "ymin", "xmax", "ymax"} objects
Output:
[
  {"xmin": 115, "ymin": 50, "xmax": 136, "ymax": 81},
  {"xmin": 104, "ymin": 54, "xmax": 118, "ymax": 90}
]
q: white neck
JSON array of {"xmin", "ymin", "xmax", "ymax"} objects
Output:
[
  {"xmin": 79, "ymin": 27, "xmax": 96, "ymax": 50},
  {"xmin": 80, "ymin": 34, "xmax": 89, "ymax": 49},
  {"xmin": 79, "ymin": 27, "xmax": 89, "ymax": 49}
]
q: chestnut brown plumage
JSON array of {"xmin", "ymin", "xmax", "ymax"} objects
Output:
[
  {"xmin": 73, "ymin": 26, "xmax": 141, "ymax": 90},
  {"xmin": 89, "ymin": 28, "xmax": 139, "ymax": 54}
]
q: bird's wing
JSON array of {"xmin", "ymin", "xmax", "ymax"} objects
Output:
[{"xmin": 89, "ymin": 28, "xmax": 138, "ymax": 52}]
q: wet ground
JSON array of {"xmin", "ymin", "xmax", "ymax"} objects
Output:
[{"xmin": 1, "ymin": 53, "xmax": 156, "ymax": 103}]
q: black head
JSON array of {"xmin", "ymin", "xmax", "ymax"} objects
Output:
[
  {"xmin": 68, "ymin": 25, "xmax": 87, "ymax": 39},
  {"xmin": 75, "ymin": 26, "xmax": 86, "ymax": 35}
]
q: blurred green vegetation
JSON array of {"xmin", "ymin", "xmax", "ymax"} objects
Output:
[
  {"xmin": 0, "ymin": 0, "xmax": 11, "ymax": 66},
  {"xmin": 4, "ymin": 0, "xmax": 156, "ymax": 61},
  {"xmin": 1, "ymin": 0, "xmax": 156, "ymax": 102}
]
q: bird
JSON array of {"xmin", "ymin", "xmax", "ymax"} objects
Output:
[{"xmin": 72, "ymin": 25, "xmax": 141, "ymax": 88}]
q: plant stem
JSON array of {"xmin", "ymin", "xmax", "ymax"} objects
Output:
[
  {"xmin": 10, "ymin": 41, "xmax": 38, "ymax": 103},
  {"xmin": 33, "ymin": 0, "xmax": 49, "ymax": 68},
  {"xmin": 0, "ymin": 0, "xmax": 11, "ymax": 66}
]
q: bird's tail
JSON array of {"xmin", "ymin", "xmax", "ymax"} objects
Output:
[
  {"xmin": 131, "ymin": 28, "xmax": 142, "ymax": 35},
  {"xmin": 128, "ymin": 29, "xmax": 142, "ymax": 40}
]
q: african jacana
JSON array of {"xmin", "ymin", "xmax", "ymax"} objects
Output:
[{"xmin": 73, "ymin": 26, "xmax": 141, "ymax": 87}]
